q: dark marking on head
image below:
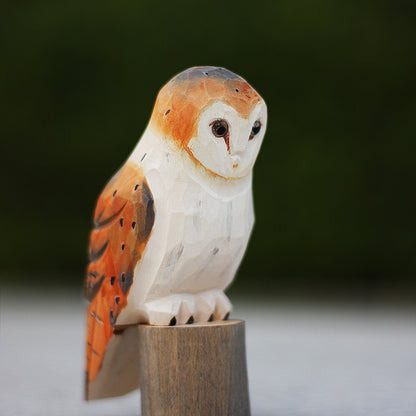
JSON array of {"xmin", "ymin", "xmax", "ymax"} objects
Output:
[
  {"xmin": 173, "ymin": 66, "xmax": 241, "ymax": 82},
  {"xmin": 113, "ymin": 190, "xmax": 117, "ymax": 197},
  {"xmin": 134, "ymin": 184, "xmax": 139, "ymax": 191},
  {"xmin": 120, "ymin": 218, "xmax": 123, "ymax": 227},
  {"xmin": 110, "ymin": 276, "xmax": 115, "ymax": 285},
  {"xmin": 212, "ymin": 247, "xmax": 219, "ymax": 256},
  {"xmin": 132, "ymin": 221, "xmax": 136, "ymax": 229},
  {"xmin": 236, "ymin": 88, "xmax": 239, "ymax": 92},
  {"xmin": 164, "ymin": 109, "xmax": 170, "ymax": 116},
  {"xmin": 121, "ymin": 243, "xmax": 125, "ymax": 250},
  {"xmin": 169, "ymin": 317, "xmax": 177, "ymax": 326},
  {"xmin": 140, "ymin": 153, "xmax": 147, "ymax": 162},
  {"xmin": 115, "ymin": 296, "xmax": 120, "ymax": 304},
  {"xmin": 92, "ymin": 349, "xmax": 99, "ymax": 356}
]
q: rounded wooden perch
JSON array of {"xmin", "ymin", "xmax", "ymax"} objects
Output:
[{"xmin": 138, "ymin": 319, "xmax": 251, "ymax": 416}]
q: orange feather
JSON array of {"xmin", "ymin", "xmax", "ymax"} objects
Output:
[{"xmin": 84, "ymin": 160, "xmax": 154, "ymax": 398}]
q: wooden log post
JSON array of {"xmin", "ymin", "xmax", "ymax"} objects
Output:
[{"xmin": 138, "ymin": 319, "xmax": 251, "ymax": 416}]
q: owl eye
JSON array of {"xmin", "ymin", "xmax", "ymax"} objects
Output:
[
  {"xmin": 211, "ymin": 119, "xmax": 229, "ymax": 137},
  {"xmin": 249, "ymin": 120, "xmax": 261, "ymax": 140}
]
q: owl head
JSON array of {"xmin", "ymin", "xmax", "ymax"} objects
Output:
[{"xmin": 149, "ymin": 66, "xmax": 267, "ymax": 180}]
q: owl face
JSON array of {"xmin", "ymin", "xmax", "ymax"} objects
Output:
[
  {"xmin": 150, "ymin": 66, "xmax": 266, "ymax": 180},
  {"xmin": 189, "ymin": 100, "xmax": 267, "ymax": 179}
]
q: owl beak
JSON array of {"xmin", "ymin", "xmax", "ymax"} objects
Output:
[{"xmin": 231, "ymin": 155, "xmax": 241, "ymax": 168}]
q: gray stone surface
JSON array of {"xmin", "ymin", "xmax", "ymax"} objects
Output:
[{"xmin": 1, "ymin": 290, "xmax": 416, "ymax": 416}]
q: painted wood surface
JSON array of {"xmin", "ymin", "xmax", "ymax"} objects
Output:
[{"xmin": 84, "ymin": 66, "xmax": 267, "ymax": 400}]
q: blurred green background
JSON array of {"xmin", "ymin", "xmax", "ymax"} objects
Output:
[{"xmin": 1, "ymin": 0, "xmax": 415, "ymax": 299}]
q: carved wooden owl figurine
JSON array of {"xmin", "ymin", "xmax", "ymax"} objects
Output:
[{"xmin": 85, "ymin": 66, "xmax": 267, "ymax": 399}]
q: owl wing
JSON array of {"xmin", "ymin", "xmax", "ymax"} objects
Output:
[{"xmin": 85, "ymin": 160, "xmax": 155, "ymax": 400}]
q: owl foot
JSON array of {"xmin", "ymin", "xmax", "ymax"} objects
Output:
[
  {"xmin": 143, "ymin": 294, "xmax": 196, "ymax": 325},
  {"xmin": 195, "ymin": 289, "xmax": 232, "ymax": 322},
  {"xmin": 142, "ymin": 290, "xmax": 232, "ymax": 326}
]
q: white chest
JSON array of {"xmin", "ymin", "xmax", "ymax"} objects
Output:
[
  {"xmin": 123, "ymin": 131, "xmax": 254, "ymax": 320},
  {"xmin": 152, "ymin": 173, "xmax": 253, "ymax": 295}
]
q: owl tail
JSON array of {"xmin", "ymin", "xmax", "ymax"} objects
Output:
[{"xmin": 85, "ymin": 325, "xmax": 141, "ymax": 400}]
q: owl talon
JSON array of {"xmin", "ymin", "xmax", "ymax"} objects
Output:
[
  {"xmin": 143, "ymin": 294, "xmax": 196, "ymax": 325},
  {"xmin": 142, "ymin": 290, "xmax": 231, "ymax": 325},
  {"xmin": 195, "ymin": 289, "xmax": 232, "ymax": 322}
]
